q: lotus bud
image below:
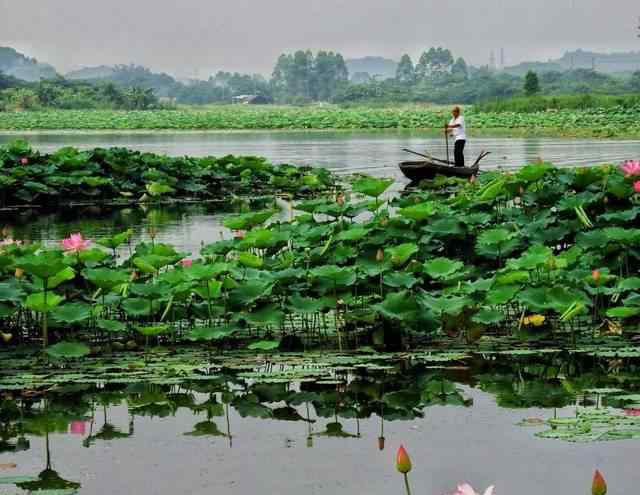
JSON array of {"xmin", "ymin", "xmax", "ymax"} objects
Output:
[
  {"xmin": 1, "ymin": 226, "xmax": 10, "ymax": 237},
  {"xmin": 519, "ymin": 186, "xmax": 524, "ymax": 195},
  {"xmin": 14, "ymin": 268, "xmax": 24, "ymax": 279},
  {"xmin": 336, "ymin": 192, "xmax": 345, "ymax": 206},
  {"xmin": 634, "ymin": 181, "xmax": 640, "ymax": 194},
  {"xmin": 380, "ymin": 217, "xmax": 388, "ymax": 227},
  {"xmin": 378, "ymin": 436, "xmax": 385, "ymax": 451},
  {"xmin": 592, "ymin": 270, "xmax": 601, "ymax": 282},
  {"xmin": 306, "ymin": 435, "xmax": 313, "ymax": 448},
  {"xmin": 1, "ymin": 332, "xmax": 12, "ymax": 343},
  {"xmin": 414, "ymin": 197, "xmax": 420, "ymax": 204},
  {"xmin": 130, "ymin": 271, "xmax": 139, "ymax": 281},
  {"xmin": 20, "ymin": 157, "xmax": 28, "ymax": 166},
  {"xmin": 603, "ymin": 196, "xmax": 608, "ymax": 204},
  {"xmin": 376, "ymin": 248, "xmax": 384, "ymax": 262},
  {"xmin": 396, "ymin": 445, "xmax": 412, "ymax": 474},
  {"xmin": 147, "ymin": 226, "xmax": 156, "ymax": 240},
  {"xmin": 469, "ymin": 174, "xmax": 476, "ymax": 183},
  {"xmin": 592, "ymin": 470, "xmax": 607, "ymax": 495}
]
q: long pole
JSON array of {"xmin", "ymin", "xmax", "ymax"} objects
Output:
[{"xmin": 445, "ymin": 122, "xmax": 450, "ymax": 164}]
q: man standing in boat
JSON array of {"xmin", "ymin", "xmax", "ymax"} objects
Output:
[{"xmin": 445, "ymin": 106, "xmax": 466, "ymax": 167}]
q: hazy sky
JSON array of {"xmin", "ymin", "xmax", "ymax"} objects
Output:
[{"xmin": 1, "ymin": 0, "xmax": 639, "ymax": 77}]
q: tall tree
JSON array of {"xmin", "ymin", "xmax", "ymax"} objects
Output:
[
  {"xmin": 524, "ymin": 70, "xmax": 541, "ymax": 96},
  {"xmin": 451, "ymin": 57, "xmax": 468, "ymax": 80},
  {"xmin": 396, "ymin": 54, "xmax": 415, "ymax": 84}
]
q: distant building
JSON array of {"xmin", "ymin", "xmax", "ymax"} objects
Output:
[{"xmin": 232, "ymin": 94, "xmax": 271, "ymax": 105}]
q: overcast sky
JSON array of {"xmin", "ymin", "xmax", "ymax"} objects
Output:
[{"xmin": 1, "ymin": 0, "xmax": 639, "ymax": 77}]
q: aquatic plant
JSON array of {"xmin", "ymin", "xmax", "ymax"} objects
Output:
[
  {"xmin": 451, "ymin": 484, "xmax": 495, "ymax": 495},
  {"xmin": 592, "ymin": 470, "xmax": 607, "ymax": 495},
  {"xmin": 395, "ymin": 445, "xmax": 412, "ymax": 495}
]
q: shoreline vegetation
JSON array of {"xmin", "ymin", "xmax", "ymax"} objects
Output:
[{"xmin": 0, "ymin": 104, "xmax": 639, "ymax": 138}]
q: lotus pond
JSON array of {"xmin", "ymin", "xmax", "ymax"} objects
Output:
[{"xmin": 1, "ymin": 137, "xmax": 640, "ymax": 493}]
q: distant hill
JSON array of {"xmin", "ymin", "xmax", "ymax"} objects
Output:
[
  {"xmin": 0, "ymin": 47, "xmax": 58, "ymax": 81},
  {"xmin": 505, "ymin": 49, "xmax": 640, "ymax": 75},
  {"xmin": 346, "ymin": 56, "xmax": 398, "ymax": 80},
  {"xmin": 66, "ymin": 65, "xmax": 116, "ymax": 80}
]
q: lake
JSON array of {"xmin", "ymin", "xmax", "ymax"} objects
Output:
[{"xmin": 0, "ymin": 350, "xmax": 637, "ymax": 495}]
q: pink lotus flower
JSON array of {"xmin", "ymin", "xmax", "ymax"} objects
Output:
[
  {"xmin": 233, "ymin": 230, "xmax": 246, "ymax": 240},
  {"xmin": 624, "ymin": 408, "xmax": 640, "ymax": 416},
  {"xmin": 180, "ymin": 258, "xmax": 193, "ymax": 268},
  {"xmin": 621, "ymin": 160, "xmax": 640, "ymax": 177},
  {"xmin": 0, "ymin": 238, "xmax": 21, "ymax": 247},
  {"xmin": 69, "ymin": 420, "xmax": 86, "ymax": 435},
  {"xmin": 61, "ymin": 233, "xmax": 91, "ymax": 253},
  {"xmin": 20, "ymin": 157, "xmax": 28, "ymax": 166},
  {"xmin": 634, "ymin": 181, "xmax": 640, "ymax": 194},
  {"xmin": 452, "ymin": 483, "xmax": 495, "ymax": 495}
]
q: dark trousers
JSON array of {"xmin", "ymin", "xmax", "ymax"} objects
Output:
[{"xmin": 454, "ymin": 140, "xmax": 466, "ymax": 167}]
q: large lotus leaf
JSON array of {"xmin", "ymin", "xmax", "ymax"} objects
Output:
[
  {"xmin": 288, "ymin": 295, "xmax": 326, "ymax": 314},
  {"xmin": 223, "ymin": 210, "xmax": 275, "ymax": 230},
  {"xmin": 97, "ymin": 319, "xmax": 127, "ymax": 333},
  {"xmin": 506, "ymin": 245, "xmax": 552, "ymax": 270},
  {"xmin": 606, "ymin": 307, "xmax": 640, "ymax": 319},
  {"xmin": 495, "ymin": 270, "xmax": 530, "ymax": 285},
  {"xmin": 78, "ymin": 248, "xmax": 109, "ymax": 265},
  {"xmin": 136, "ymin": 324, "xmax": 170, "ymax": 336},
  {"xmin": 418, "ymin": 292, "xmax": 471, "ymax": 316},
  {"xmin": 242, "ymin": 304, "xmax": 284, "ymax": 326},
  {"xmin": 517, "ymin": 287, "xmax": 548, "ymax": 312},
  {"xmin": 383, "ymin": 272, "xmax": 418, "ymax": 289},
  {"xmin": 185, "ymin": 326, "xmax": 235, "ymax": 341},
  {"xmin": 229, "ymin": 279, "xmax": 274, "ymax": 306},
  {"xmin": 246, "ymin": 340, "xmax": 280, "ymax": 351},
  {"xmin": 146, "ymin": 182, "xmax": 174, "ymax": 196},
  {"xmin": 238, "ymin": 251, "xmax": 263, "ymax": 269},
  {"xmin": 517, "ymin": 162, "xmax": 553, "ymax": 182},
  {"xmin": 336, "ymin": 227, "xmax": 370, "ymax": 242},
  {"xmin": 485, "ymin": 285, "xmax": 521, "ymax": 305},
  {"xmin": 310, "ymin": 265, "xmax": 356, "ymax": 286},
  {"xmin": 618, "ymin": 278, "xmax": 640, "ymax": 292},
  {"xmin": 352, "ymin": 176, "xmax": 394, "ymax": 198},
  {"xmin": 193, "ymin": 280, "xmax": 223, "ymax": 300},
  {"xmin": 373, "ymin": 291, "xmax": 419, "ymax": 320},
  {"xmin": 0, "ymin": 282, "xmax": 24, "ymax": 302},
  {"xmin": 472, "ymin": 308, "xmax": 505, "ymax": 325},
  {"xmin": 185, "ymin": 262, "xmax": 230, "ymax": 281},
  {"xmin": 16, "ymin": 251, "xmax": 67, "ymax": 279},
  {"xmin": 399, "ymin": 201, "xmax": 438, "ymax": 221},
  {"xmin": 122, "ymin": 298, "xmax": 153, "ymax": 317},
  {"xmin": 477, "ymin": 228, "xmax": 515, "ymax": 246},
  {"xmin": 43, "ymin": 266, "xmax": 76, "ymax": 290},
  {"xmin": 623, "ymin": 293, "xmax": 640, "ymax": 307},
  {"xmin": 83, "ymin": 268, "xmax": 129, "ymax": 290},
  {"xmin": 45, "ymin": 341, "xmax": 90, "ymax": 359},
  {"xmin": 546, "ymin": 287, "xmax": 590, "ymax": 313},
  {"xmin": 51, "ymin": 302, "xmax": 92, "ymax": 324},
  {"xmin": 25, "ymin": 292, "xmax": 65, "ymax": 312},
  {"xmin": 387, "ymin": 243, "xmax": 418, "ymax": 267},
  {"xmin": 96, "ymin": 229, "xmax": 133, "ymax": 250},
  {"xmin": 240, "ymin": 228, "xmax": 287, "ymax": 249},
  {"xmin": 424, "ymin": 257, "xmax": 464, "ymax": 280},
  {"xmin": 133, "ymin": 255, "xmax": 174, "ymax": 273},
  {"xmin": 130, "ymin": 282, "xmax": 171, "ymax": 298},
  {"xmin": 424, "ymin": 216, "xmax": 464, "ymax": 236},
  {"xmin": 477, "ymin": 177, "xmax": 506, "ymax": 201}
]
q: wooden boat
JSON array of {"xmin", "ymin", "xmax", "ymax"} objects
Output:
[
  {"xmin": 399, "ymin": 160, "xmax": 479, "ymax": 182},
  {"xmin": 399, "ymin": 149, "xmax": 490, "ymax": 183}
]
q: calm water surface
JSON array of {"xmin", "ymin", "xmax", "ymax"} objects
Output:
[{"xmin": 0, "ymin": 352, "xmax": 638, "ymax": 495}]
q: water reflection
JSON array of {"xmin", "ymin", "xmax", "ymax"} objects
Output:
[{"xmin": 1, "ymin": 352, "xmax": 639, "ymax": 494}]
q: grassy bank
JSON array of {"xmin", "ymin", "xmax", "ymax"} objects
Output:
[{"xmin": 0, "ymin": 105, "xmax": 639, "ymax": 138}]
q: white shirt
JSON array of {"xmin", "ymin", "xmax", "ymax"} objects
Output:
[{"xmin": 449, "ymin": 116, "xmax": 466, "ymax": 141}]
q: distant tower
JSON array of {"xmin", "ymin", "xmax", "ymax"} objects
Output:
[
  {"xmin": 500, "ymin": 48, "xmax": 505, "ymax": 69},
  {"xmin": 490, "ymin": 50, "xmax": 496, "ymax": 70}
]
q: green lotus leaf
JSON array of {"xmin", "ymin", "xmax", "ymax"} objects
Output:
[
  {"xmin": 229, "ymin": 279, "xmax": 274, "ymax": 306},
  {"xmin": 51, "ymin": 302, "xmax": 92, "ymax": 324},
  {"xmin": 185, "ymin": 326, "xmax": 235, "ymax": 341},
  {"xmin": 287, "ymin": 295, "xmax": 326, "ymax": 314},
  {"xmin": 373, "ymin": 291, "xmax": 419, "ymax": 321},
  {"xmin": 606, "ymin": 307, "xmax": 640, "ymax": 318},
  {"xmin": 78, "ymin": 248, "xmax": 109, "ymax": 265},
  {"xmin": 122, "ymin": 298, "xmax": 153, "ymax": 317},
  {"xmin": 136, "ymin": 324, "xmax": 169, "ymax": 336},
  {"xmin": 310, "ymin": 265, "xmax": 357, "ymax": 286},
  {"xmin": 25, "ymin": 292, "xmax": 65, "ymax": 312},
  {"xmin": 383, "ymin": 272, "xmax": 418, "ymax": 289},
  {"xmin": 45, "ymin": 341, "xmax": 90, "ymax": 359},
  {"xmin": 424, "ymin": 216, "xmax": 464, "ymax": 236},
  {"xmin": 16, "ymin": 251, "xmax": 66, "ymax": 279},
  {"xmin": 424, "ymin": 257, "xmax": 464, "ymax": 280},
  {"xmin": 618, "ymin": 277, "xmax": 640, "ymax": 291},
  {"xmin": 83, "ymin": 268, "xmax": 130, "ymax": 290},
  {"xmin": 472, "ymin": 308, "xmax": 505, "ymax": 325},
  {"xmin": 485, "ymin": 285, "xmax": 521, "ymax": 305},
  {"xmin": 352, "ymin": 176, "xmax": 394, "ymax": 198},
  {"xmin": 223, "ymin": 210, "xmax": 275, "ymax": 230},
  {"xmin": 0, "ymin": 282, "xmax": 24, "ymax": 302},
  {"xmin": 399, "ymin": 201, "xmax": 438, "ymax": 221},
  {"xmin": 517, "ymin": 162, "xmax": 553, "ymax": 182},
  {"xmin": 146, "ymin": 182, "xmax": 174, "ymax": 196},
  {"xmin": 193, "ymin": 280, "xmax": 223, "ymax": 300},
  {"xmin": 383, "ymin": 389, "xmax": 421, "ymax": 410},
  {"xmin": 418, "ymin": 292, "xmax": 471, "ymax": 316},
  {"xmin": 387, "ymin": 243, "xmax": 418, "ymax": 267},
  {"xmin": 336, "ymin": 227, "xmax": 370, "ymax": 242},
  {"xmin": 97, "ymin": 319, "xmax": 127, "ymax": 333},
  {"xmin": 506, "ymin": 245, "xmax": 552, "ymax": 270},
  {"xmin": 96, "ymin": 229, "xmax": 133, "ymax": 250},
  {"xmin": 242, "ymin": 304, "xmax": 284, "ymax": 326},
  {"xmin": 238, "ymin": 251, "xmax": 263, "ymax": 269},
  {"xmin": 247, "ymin": 340, "xmax": 280, "ymax": 351}
]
